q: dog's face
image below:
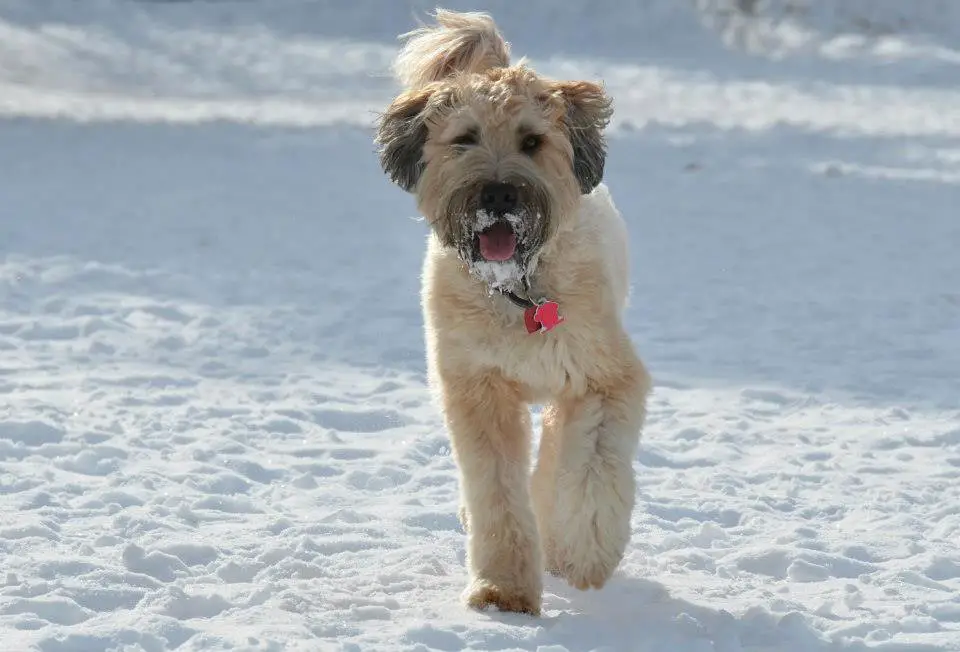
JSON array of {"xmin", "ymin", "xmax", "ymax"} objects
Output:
[{"xmin": 376, "ymin": 66, "xmax": 612, "ymax": 274}]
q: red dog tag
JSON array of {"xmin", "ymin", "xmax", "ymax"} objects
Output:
[
  {"xmin": 524, "ymin": 301, "xmax": 565, "ymax": 334},
  {"xmin": 523, "ymin": 306, "xmax": 540, "ymax": 333}
]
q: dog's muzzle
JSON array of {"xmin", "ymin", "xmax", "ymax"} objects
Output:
[
  {"xmin": 476, "ymin": 182, "xmax": 520, "ymax": 262},
  {"xmin": 448, "ymin": 178, "xmax": 549, "ymax": 288}
]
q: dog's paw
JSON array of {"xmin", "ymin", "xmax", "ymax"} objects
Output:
[
  {"xmin": 551, "ymin": 504, "xmax": 630, "ymax": 591},
  {"xmin": 463, "ymin": 579, "xmax": 541, "ymax": 616},
  {"xmin": 553, "ymin": 549, "xmax": 619, "ymax": 590},
  {"xmin": 550, "ymin": 455, "xmax": 634, "ymax": 591}
]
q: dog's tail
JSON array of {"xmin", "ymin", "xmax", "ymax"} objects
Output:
[{"xmin": 393, "ymin": 9, "xmax": 511, "ymax": 90}]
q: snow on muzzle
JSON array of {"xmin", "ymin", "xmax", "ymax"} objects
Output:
[
  {"xmin": 447, "ymin": 178, "xmax": 551, "ymax": 280},
  {"xmin": 472, "ymin": 208, "xmax": 537, "ymax": 264}
]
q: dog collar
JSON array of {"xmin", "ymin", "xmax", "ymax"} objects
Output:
[{"xmin": 498, "ymin": 280, "xmax": 565, "ymax": 334}]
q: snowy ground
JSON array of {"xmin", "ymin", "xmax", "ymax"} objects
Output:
[{"xmin": 1, "ymin": 1, "xmax": 959, "ymax": 650}]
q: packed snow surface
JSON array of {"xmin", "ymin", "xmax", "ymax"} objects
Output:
[{"xmin": 1, "ymin": 1, "xmax": 958, "ymax": 650}]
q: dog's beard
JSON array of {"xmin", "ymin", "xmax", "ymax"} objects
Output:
[
  {"xmin": 440, "ymin": 182, "xmax": 552, "ymax": 293},
  {"xmin": 465, "ymin": 208, "xmax": 538, "ymax": 292}
]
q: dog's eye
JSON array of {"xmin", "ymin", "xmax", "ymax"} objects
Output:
[
  {"xmin": 451, "ymin": 131, "xmax": 479, "ymax": 147},
  {"xmin": 520, "ymin": 134, "xmax": 543, "ymax": 155}
]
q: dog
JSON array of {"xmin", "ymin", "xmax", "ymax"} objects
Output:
[{"xmin": 375, "ymin": 9, "xmax": 651, "ymax": 616}]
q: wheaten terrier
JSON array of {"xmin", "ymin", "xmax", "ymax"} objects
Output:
[{"xmin": 375, "ymin": 9, "xmax": 651, "ymax": 616}]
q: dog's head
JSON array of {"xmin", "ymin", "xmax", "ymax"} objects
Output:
[{"xmin": 375, "ymin": 10, "xmax": 612, "ymax": 278}]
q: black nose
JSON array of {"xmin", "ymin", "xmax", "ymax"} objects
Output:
[{"xmin": 479, "ymin": 182, "xmax": 519, "ymax": 214}]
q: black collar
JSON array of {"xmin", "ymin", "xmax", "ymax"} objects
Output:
[
  {"xmin": 499, "ymin": 288, "xmax": 537, "ymax": 310},
  {"xmin": 496, "ymin": 275, "xmax": 538, "ymax": 310}
]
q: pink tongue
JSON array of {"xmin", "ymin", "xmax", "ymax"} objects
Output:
[{"xmin": 478, "ymin": 222, "xmax": 517, "ymax": 261}]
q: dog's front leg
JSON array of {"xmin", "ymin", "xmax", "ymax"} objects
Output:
[
  {"xmin": 541, "ymin": 351, "xmax": 649, "ymax": 591},
  {"xmin": 440, "ymin": 370, "xmax": 542, "ymax": 615}
]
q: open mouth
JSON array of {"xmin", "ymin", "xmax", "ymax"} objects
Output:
[{"xmin": 476, "ymin": 220, "xmax": 517, "ymax": 262}]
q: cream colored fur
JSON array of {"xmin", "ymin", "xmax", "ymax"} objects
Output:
[
  {"xmin": 394, "ymin": 9, "xmax": 511, "ymax": 90},
  {"xmin": 377, "ymin": 9, "xmax": 651, "ymax": 616}
]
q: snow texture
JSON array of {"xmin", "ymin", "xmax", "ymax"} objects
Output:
[
  {"xmin": 1, "ymin": 1, "xmax": 959, "ymax": 651},
  {"xmin": 469, "ymin": 259, "xmax": 526, "ymax": 294}
]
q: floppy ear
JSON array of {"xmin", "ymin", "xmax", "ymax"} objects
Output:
[
  {"xmin": 375, "ymin": 88, "xmax": 433, "ymax": 192},
  {"xmin": 553, "ymin": 81, "xmax": 613, "ymax": 194}
]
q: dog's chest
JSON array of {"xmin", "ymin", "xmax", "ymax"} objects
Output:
[{"xmin": 480, "ymin": 300, "xmax": 603, "ymax": 399}]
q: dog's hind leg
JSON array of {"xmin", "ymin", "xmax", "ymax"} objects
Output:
[
  {"xmin": 542, "ymin": 351, "xmax": 650, "ymax": 591},
  {"xmin": 439, "ymin": 369, "xmax": 543, "ymax": 615},
  {"xmin": 531, "ymin": 404, "xmax": 562, "ymax": 575}
]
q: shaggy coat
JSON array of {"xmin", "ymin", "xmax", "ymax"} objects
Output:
[{"xmin": 375, "ymin": 9, "xmax": 650, "ymax": 616}]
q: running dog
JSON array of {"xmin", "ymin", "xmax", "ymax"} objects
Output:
[{"xmin": 375, "ymin": 9, "xmax": 650, "ymax": 615}]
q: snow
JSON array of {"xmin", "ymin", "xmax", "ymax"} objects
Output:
[
  {"xmin": 469, "ymin": 258, "xmax": 525, "ymax": 294},
  {"xmin": 1, "ymin": 1, "xmax": 959, "ymax": 650}
]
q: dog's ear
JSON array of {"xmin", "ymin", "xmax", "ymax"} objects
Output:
[
  {"xmin": 552, "ymin": 81, "xmax": 613, "ymax": 194},
  {"xmin": 375, "ymin": 88, "xmax": 433, "ymax": 193}
]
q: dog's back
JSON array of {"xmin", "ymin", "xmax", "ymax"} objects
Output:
[{"xmin": 581, "ymin": 184, "xmax": 632, "ymax": 315}]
